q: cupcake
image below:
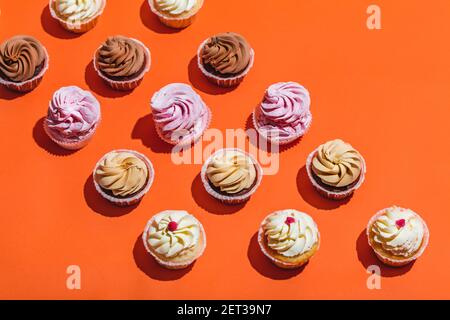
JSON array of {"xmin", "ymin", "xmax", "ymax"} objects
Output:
[
  {"xmin": 253, "ymin": 82, "xmax": 312, "ymax": 145},
  {"xmin": 49, "ymin": 0, "xmax": 106, "ymax": 33},
  {"xmin": 201, "ymin": 148, "xmax": 263, "ymax": 204},
  {"xmin": 44, "ymin": 86, "xmax": 101, "ymax": 150},
  {"xmin": 151, "ymin": 83, "xmax": 211, "ymax": 146},
  {"xmin": 142, "ymin": 210, "xmax": 206, "ymax": 269},
  {"xmin": 367, "ymin": 206, "xmax": 429, "ymax": 267},
  {"xmin": 258, "ymin": 210, "xmax": 320, "ymax": 269},
  {"xmin": 148, "ymin": 0, "xmax": 204, "ymax": 29},
  {"xmin": 94, "ymin": 36, "xmax": 151, "ymax": 91},
  {"xmin": 197, "ymin": 32, "xmax": 254, "ymax": 88},
  {"xmin": 306, "ymin": 139, "xmax": 366, "ymax": 200},
  {"xmin": 93, "ymin": 150, "xmax": 155, "ymax": 206},
  {"xmin": 0, "ymin": 35, "xmax": 49, "ymax": 92}
]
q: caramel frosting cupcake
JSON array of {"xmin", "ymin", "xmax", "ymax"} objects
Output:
[
  {"xmin": 149, "ymin": 0, "xmax": 204, "ymax": 29},
  {"xmin": 0, "ymin": 35, "xmax": 49, "ymax": 92},
  {"xmin": 93, "ymin": 150, "xmax": 154, "ymax": 206},
  {"xmin": 142, "ymin": 210, "xmax": 206, "ymax": 269},
  {"xmin": 306, "ymin": 139, "xmax": 366, "ymax": 200},
  {"xmin": 367, "ymin": 206, "xmax": 429, "ymax": 267},
  {"xmin": 258, "ymin": 210, "xmax": 320, "ymax": 269},
  {"xmin": 201, "ymin": 149, "xmax": 263, "ymax": 204}
]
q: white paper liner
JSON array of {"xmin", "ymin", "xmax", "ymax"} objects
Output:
[
  {"xmin": 366, "ymin": 207, "xmax": 430, "ymax": 267},
  {"xmin": 49, "ymin": 0, "xmax": 106, "ymax": 33},
  {"xmin": 0, "ymin": 45, "xmax": 49, "ymax": 92},
  {"xmin": 257, "ymin": 210, "xmax": 320, "ymax": 269},
  {"xmin": 305, "ymin": 146, "xmax": 367, "ymax": 200},
  {"xmin": 92, "ymin": 149, "xmax": 155, "ymax": 207},
  {"xmin": 197, "ymin": 38, "xmax": 255, "ymax": 88},
  {"xmin": 201, "ymin": 148, "xmax": 263, "ymax": 204},
  {"xmin": 142, "ymin": 211, "xmax": 207, "ymax": 270},
  {"xmin": 148, "ymin": 0, "xmax": 204, "ymax": 29},
  {"xmin": 93, "ymin": 38, "xmax": 151, "ymax": 91}
]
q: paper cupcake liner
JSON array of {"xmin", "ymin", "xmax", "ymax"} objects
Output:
[
  {"xmin": 44, "ymin": 117, "xmax": 100, "ymax": 150},
  {"xmin": 305, "ymin": 147, "xmax": 366, "ymax": 200},
  {"xmin": 92, "ymin": 149, "xmax": 155, "ymax": 207},
  {"xmin": 49, "ymin": 0, "xmax": 106, "ymax": 33},
  {"xmin": 142, "ymin": 213, "xmax": 207, "ymax": 270},
  {"xmin": 93, "ymin": 38, "xmax": 151, "ymax": 91},
  {"xmin": 366, "ymin": 208, "xmax": 430, "ymax": 267},
  {"xmin": 257, "ymin": 211, "xmax": 320, "ymax": 269},
  {"xmin": 252, "ymin": 110, "xmax": 312, "ymax": 146},
  {"xmin": 197, "ymin": 39, "xmax": 255, "ymax": 88},
  {"xmin": 201, "ymin": 148, "xmax": 263, "ymax": 205},
  {"xmin": 0, "ymin": 46, "xmax": 49, "ymax": 92},
  {"xmin": 148, "ymin": 0, "xmax": 204, "ymax": 29}
]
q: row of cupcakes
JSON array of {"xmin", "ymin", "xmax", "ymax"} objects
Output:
[
  {"xmin": 141, "ymin": 207, "xmax": 429, "ymax": 270},
  {"xmin": 0, "ymin": 31, "xmax": 255, "ymax": 92}
]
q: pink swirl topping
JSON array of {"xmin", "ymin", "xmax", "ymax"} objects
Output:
[
  {"xmin": 255, "ymin": 82, "xmax": 312, "ymax": 140},
  {"xmin": 151, "ymin": 83, "xmax": 210, "ymax": 144},
  {"xmin": 46, "ymin": 86, "xmax": 101, "ymax": 140}
]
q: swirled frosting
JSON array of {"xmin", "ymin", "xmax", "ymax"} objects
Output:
[
  {"xmin": 206, "ymin": 150, "xmax": 256, "ymax": 195},
  {"xmin": 95, "ymin": 151, "xmax": 149, "ymax": 197},
  {"xmin": 312, "ymin": 139, "xmax": 363, "ymax": 188},
  {"xmin": 155, "ymin": 0, "xmax": 196, "ymax": 15},
  {"xmin": 96, "ymin": 36, "xmax": 146, "ymax": 79},
  {"xmin": 146, "ymin": 210, "xmax": 200, "ymax": 258},
  {"xmin": 0, "ymin": 35, "xmax": 46, "ymax": 82},
  {"xmin": 151, "ymin": 83, "xmax": 210, "ymax": 143},
  {"xmin": 371, "ymin": 207, "xmax": 425, "ymax": 258},
  {"xmin": 256, "ymin": 82, "xmax": 312, "ymax": 139},
  {"xmin": 46, "ymin": 86, "xmax": 100, "ymax": 140},
  {"xmin": 264, "ymin": 210, "xmax": 319, "ymax": 257},
  {"xmin": 55, "ymin": 0, "xmax": 103, "ymax": 23},
  {"xmin": 201, "ymin": 32, "xmax": 251, "ymax": 76}
]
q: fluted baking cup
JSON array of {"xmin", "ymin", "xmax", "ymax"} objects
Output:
[
  {"xmin": 92, "ymin": 149, "xmax": 155, "ymax": 207},
  {"xmin": 366, "ymin": 207, "xmax": 430, "ymax": 267},
  {"xmin": 44, "ymin": 117, "xmax": 100, "ymax": 150},
  {"xmin": 201, "ymin": 148, "xmax": 263, "ymax": 205},
  {"xmin": 49, "ymin": 0, "xmax": 106, "ymax": 33},
  {"xmin": 148, "ymin": 0, "xmax": 204, "ymax": 29},
  {"xmin": 197, "ymin": 38, "xmax": 255, "ymax": 88},
  {"xmin": 142, "ymin": 213, "xmax": 207, "ymax": 270},
  {"xmin": 305, "ymin": 147, "xmax": 366, "ymax": 200},
  {"xmin": 93, "ymin": 38, "xmax": 151, "ymax": 91}
]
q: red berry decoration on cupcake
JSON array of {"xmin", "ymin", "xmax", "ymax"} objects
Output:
[
  {"xmin": 168, "ymin": 221, "xmax": 178, "ymax": 232},
  {"xmin": 396, "ymin": 219, "xmax": 406, "ymax": 229},
  {"xmin": 285, "ymin": 217, "xmax": 296, "ymax": 225}
]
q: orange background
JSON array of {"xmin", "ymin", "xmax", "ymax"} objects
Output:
[{"xmin": 1, "ymin": 0, "xmax": 449, "ymax": 300}]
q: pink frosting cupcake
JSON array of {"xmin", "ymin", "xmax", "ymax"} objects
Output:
[
  {"xmin": 253, "ymin": 82, "xmax": 312, "ymax": 145},
  {"xmin": 44, "ymin": 86, "xmax": 101, "ymax": 150},
  {"xmin": 150, "ymin": 83, "xmax": 211, "ymax": 147}
]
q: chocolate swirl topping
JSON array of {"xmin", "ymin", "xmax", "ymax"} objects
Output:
[
  {"xmin": 0, "ymin": 35, "xmax": 45, "ymax": 82},
  {"xmin": 201, "ymin": 32, "xmax": 251, "ymax": 77},
  {"xmin": 96, "ymin": 36, "xmax": 146, "ymax": 80}
]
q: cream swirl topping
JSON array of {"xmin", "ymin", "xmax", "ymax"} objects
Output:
[
  {"xmin": 371, "ymin": 206, "xmax": 424, "ymax": 258},
  {"xmin": 206, "ymin": 150, "xmax": 256, "ymax": 195},
  {"xmin": 55, "ymin": 0, "xmax": 103, "ymax": 23},
  {"xmin": 147, "ymin": 210, "xmax": 200, "ymax": 258},
  {"xmin": 155, "ymin": 0, "xmax": 196, "ymax": 15},
  {"xmin": 264, "ymin": 210, "xmax": 319, "ymax": 257}
]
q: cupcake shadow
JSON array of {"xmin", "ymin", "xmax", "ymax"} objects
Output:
[
  {"xmin": 33, "ymin": 117, "xmax": 79, "ymax": 156},
  {"xmin": 41, "ymin": 4, "xmax": 82, "ymax": 40},
  {"xmin": 188, "ymin": 56, "xmax": 237, "ymax": 95},
  {"xmin": 296, "ymin": 165, "xmax": 351, "ymax": 210},
  {"xmin": 191, "ymin": 173, "xmax": 246, "ymax": 215},
  {"xmin": 131, "ymin": 114, "xmax": 174, "ymax": 154},
  {"xmin": 139, "ymin": 0, "xmax": 180, "ymax": 34},
  {"xmin": 247, "ymin": 233, "xmax": 307, "ymax": 280},
  {"xmin": 0, "ymin": 86, "xmax": 29, "ymax": 100},
  {"xmin": 133, "ymin": 234, "xmax": 193, "ymax": 281},
  {"xmin": 83, "ymin": 175, "xmax": 139, "ymax": 217},
  {"xmin": 85, "ymin": 61, "xmax": 133, "ymax": 99},
  {"xmin": 356, "ymin": 229, "xmax": 415, "ymax": 277}
]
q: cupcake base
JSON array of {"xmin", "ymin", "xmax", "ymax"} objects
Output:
[
  {"xmin": 44, "ymin": 117, "xmax": 100, "ymax": 150},
  {"xmin": 148, "ymin": 0, "xmax": 204, "ymax": 29}
]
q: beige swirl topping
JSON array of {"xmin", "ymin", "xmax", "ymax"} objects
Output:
[
  {"xmin": 95, "ymin": 151, "xmax": 148, "ymax": 197},
  {"xmin": 147, "ymin": 210, "xmax": 200, "ymax": 258},
  {"xmin": 206, "ymin": 150, "xmax": 256, "ymax": 195},
  {"xmin": 312, "ymin": 139, "xmax": 363, "ymax": 188},
  {"xmin": 264, "ymin": 210, "xmax": 319, "ymax": 257}
]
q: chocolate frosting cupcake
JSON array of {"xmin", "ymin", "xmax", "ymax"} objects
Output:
[{"xmin": 0, "ymin": 35, "xmax": 46, "ymax": 83}]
